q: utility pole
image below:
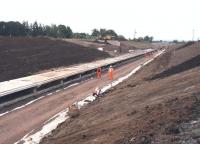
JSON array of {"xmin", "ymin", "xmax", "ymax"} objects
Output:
[
  {"xmin": 133, "ymin": 30, "xmax": 137, "ymax": 40},
  {"xmin": 192, "ymin": 29, "xmax": 195, "ymax": 41}
]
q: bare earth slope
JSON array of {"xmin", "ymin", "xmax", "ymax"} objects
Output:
[
  {"xmin": 63, "ymin": 39, "xmax": 132, "ymax": 55},
  {"xmin": 0, "ymin": 37, "xmax": 109, "ymax": 82},
  {"xmin": 41, "ymin": 42, "xmax": 200, "ymax": 144}
]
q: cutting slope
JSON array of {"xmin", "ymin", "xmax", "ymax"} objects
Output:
[
  {"xmin": 63, "ymin": 39, "xmax": 132, "ymax": 55},
  {"xmin": 41, "ymin": 42, "xmax": 200, "ymax": 144},
  {"xmin": 0, "ymin": 37, "xmax": 109, "ymax": 82}
]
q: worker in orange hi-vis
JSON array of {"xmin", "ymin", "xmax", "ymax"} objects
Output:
[
  {"xmin": 108, "ymin": 65, "xmax": 114, "ymax": 80},
  {"xmin": 96, "ymin": 67, "xmax": 102, "ymax": 78}
]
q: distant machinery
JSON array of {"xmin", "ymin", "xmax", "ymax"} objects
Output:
[
  {"xmin": 99, "ymin": 35, "xmax": 115, "ymax": 43},
  {"xmin": 97, "ymin": 35, "xmax": 121, "ymax": 53}
]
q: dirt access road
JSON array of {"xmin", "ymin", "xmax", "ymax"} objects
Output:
[
  {"xmin": 41, "ymin": 42, "xmax": 200, "ymax": 144},
  {"xmin": 0, "ymin": 53, "xmax": 157, "ymax": 144}
]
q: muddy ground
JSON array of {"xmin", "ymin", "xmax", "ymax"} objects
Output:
[
  {"xmin": 0, "ymin": 37, "xmax": 109, "ymax": 82},
  {"xmin": 41, "ymin": 42, "xmax": 200, "ymax": 144}
]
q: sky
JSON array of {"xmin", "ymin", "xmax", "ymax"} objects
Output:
[{"xmin": 0, "ymin": 0, "xmax": 199, "ymax": 41}]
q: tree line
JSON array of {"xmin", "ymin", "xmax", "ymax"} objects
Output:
[
  {"xmin": 0, "ymin": 21, "xmax": 126, "ymax": 40},
  {"xmin": 0, "ymin": 21, "xmax": 73, "ymax": 38},
  {"xmin": 0, "ymin": 21, "xmax": 154, "ymax": 42},
  {"xmin": 132, "ymin": 36, "xmax": 154, "ymax": 42}
]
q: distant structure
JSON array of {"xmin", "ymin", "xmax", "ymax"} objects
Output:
[
  {"xmin": 133, "ymin": 30, "xmax": 137, "ymax": 39},
  {"xmin": 99, "ymin": 35, "xmax": 115, "ymax": 42},
  {"xmin": 97, "ymin": 35, "xmax": 120, "ymax": 46},
  {"xmin": 192, "ymin": 29, "xmax": 195, "ymax": 41}
]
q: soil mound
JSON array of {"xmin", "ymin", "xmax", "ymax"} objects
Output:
[
  {"xmin": 138, "ymin": 41, "xmax": 200, "ymax": 80},
  {"xmin": 176, "ymin": 41, "xmax": 195, "ymax": 50},
  {"xmin": 0, "ymin": 37, "xmax": 109, "ymax": 82},
  {"xmin": 152, "ymin": 55, "xmax": 200, "ymax": 79}
]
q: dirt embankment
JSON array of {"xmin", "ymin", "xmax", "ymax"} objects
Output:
[
  {"xmin": 41, "ymin": 42, "xmax": 200, "ymax": 144},
  {"xmin": 63, "ymin": 39, "xmax": 131, "ymax": 56},
  {"xmin": 63, "ymin": 39, "xmax": 159, "ymax": 56},
  {"xmin": 120, "ymin": 41, "xmax": 155, "ymax": 49},
  {"xmin": 0, "ymin": 37, "xmax": 109, "ymax": 82}
]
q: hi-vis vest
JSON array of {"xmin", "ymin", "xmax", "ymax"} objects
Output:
[{"xmin": 108, "ymin": 67, "xmax": 113, "ymax": 80}]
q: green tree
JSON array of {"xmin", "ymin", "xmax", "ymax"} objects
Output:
[
  {"xmin": 22, "ymin": 21, "xmax": 30, "ymax": 35},
  {"xmin": 73, "ymin": 33, "xmax": 87, "ymax": 39},
  {"xmin": 0, "ymin": 22, "xmax": 6, "ymax": 35},
  {"xmin": 65, "ymin": 26, "xmax": 73, "ymax": 38},
  {"xmin": 1, "ymin": 21, "xmax": 26, "ymax": 36},
  {"xmin": 99, "ymin": 28, "xmax": 118, "ymax": 38},
  {"xmin": 144, "ymin": 35, "xmax": 153, "ymax": 42},
  {"xmin": 91, "ymin": 29, "xmax": 100, "ymax": 37},
  {"xmin": 144, "ymin": 35, "xmax": 150, "ymax": 41},
  {"xmin": 0, "ymin": 21, "xmax": 74, "ymax": 38},
  {"xmin": 38, "ymin": 24, "xmax": 44, "ymax": 36},
  {"xmin": 106, "ymin": 29, "xmax": 117, "ymax": 37},
  {"xmin": 50, "ymin": 24, "xmax": 58, "ymax": 37},
  {"xmin": 100, "ymin": 29, "xmax": 107, "ymax": 37},
  {"xmin": 43, "ymin": 25, "xmax": 51, "ymax": 36},
  {"xmin": 32, "ymin": 21, "xmax": 39, "ymax": 36},
  {"xmin": 58, "ymin": 25, "xmax": 68, "ymax": 38},
  {"xmin": 57, "ymin": 25, "xmax": 72, "ymax": 38}
]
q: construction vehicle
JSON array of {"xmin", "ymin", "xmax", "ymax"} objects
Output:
[{"xmin": 99, "ymin": 35, "xmax": 115, "ymax": 43}]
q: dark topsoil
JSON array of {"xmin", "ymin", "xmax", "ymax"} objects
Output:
[
  {"xmin": 41, "ymin": 42, "xmax": 200, "ymax": 144},
  {"xmin": 0, "ymin": 37, "xmax": 109, "ymax": 82}
]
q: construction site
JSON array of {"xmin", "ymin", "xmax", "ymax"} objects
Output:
[
  {"xmin": 0, "ymin": 0, "xmax": 200, "ymax": 143},
  {"xmin": 40, "ymin": 41, "xmax": 200, "ymax": 144},
  {"xmin": 0, "ymin": 36, "xmax": 199, "ymax": 144}
]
